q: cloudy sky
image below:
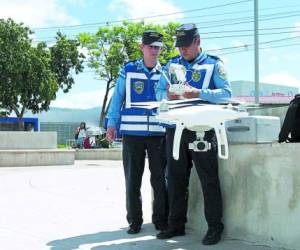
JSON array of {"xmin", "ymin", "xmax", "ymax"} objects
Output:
[{"xmin": 1, "ymin": 0, "xmax": 300, "ymax": 108}]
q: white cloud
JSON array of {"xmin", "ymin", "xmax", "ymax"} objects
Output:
[
  {"xmin": 231, "ymin": 40, "xmax": 249, "ymax": 50},
  {"xmin": 261, "ymin": 72, "xmax": 300, "ymax": 89},
  {"xmin": 51, "ymin": 89, "xmax": 109, "ymax": 109},
  {"xmin": 262, "ymin": 47, "xmax": 300, "ymax": 63},
  {"xmin": 293, "ymin": 22, "xmax": 300, "ymax": 36},
  {"xmin": 262, "ymin": 49, "xmax": 280, "ymax": 63},
  {"xmin": 205, "ymin": 40, "xmax": 249, "ymax": 65},
  {"xmin": 260, "ymin": 23, "xmax": 300, "ymax": 58},
  {"xmin": 108, "ymin": 0, "xmax": 183, "ymax": 24},
  {"xmin": 65, "ymin": 0, "xmax": 85, "ymax": 5},
  {"xmin": 0, "ymin": 0, "xmax": 79, "ymax": 27},
  {"xmin": 267, "ymin": 55, "xmax": 280, "ymax": 63},
  {"xmin": 282, "ymin": 52, "xmax": 300, "ymax": 62},
  {"xmin": 205, "ymin": 43, "xmax": 222, "ymax": 52}
]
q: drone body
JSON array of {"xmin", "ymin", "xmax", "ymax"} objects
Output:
[{"xmin": 156, "ymin": 103, "xmax": 248, "ymax": 160}]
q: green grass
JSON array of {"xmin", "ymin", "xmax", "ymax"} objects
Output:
[{"xmin": 57, "ymin": 144, "xmax": 68, "ymax": 149}]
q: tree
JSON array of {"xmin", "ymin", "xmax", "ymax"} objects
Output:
[
  {"xmin": 79, "ymin": 21, "xmax": 179, "ymax": 126},
  {"xmin": 0, "ymin": 18, "xmax": 85, "ymax": 129}
]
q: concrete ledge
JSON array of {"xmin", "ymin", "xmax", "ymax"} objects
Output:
[
  {"xmin": 187, "ymin": 142, "xmax": 300, "ymax": 249},
  {"xmin": 75, "ymin": 148, "xmax": 122, "ymax": 160},
  {"xmin": 0, "ymin": 149, "xmax": 75, "ymax": 167},
  {"xmin": 0, "ymin": 131, "xmax": 57, "ymax": 149}
]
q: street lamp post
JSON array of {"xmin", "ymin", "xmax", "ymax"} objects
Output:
[{"xmin": 254, "ymin": 0, "xmax": 259, "ymax": 104}]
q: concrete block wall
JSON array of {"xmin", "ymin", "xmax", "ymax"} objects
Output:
[
  {"xmin": 249, "ymin": 105, "xmax": 288, "ymax": 125},
  {"xmin": 0, "ymin": 131, "xmax": 57, "ymax": 149},
  {"xmin": 0, "ymin": 132, "xmax": 74, "ymax": 166},
  {"xmin": 187, "ymin": 143, "xmax": 300, "ymax": 249},
  {"xmin": 0, "ymin": 149, "xmax": 75, "ymax": 167},
  {"xmin": 75, "ymin": 148, "xmax": 122, "ymax": 160}
]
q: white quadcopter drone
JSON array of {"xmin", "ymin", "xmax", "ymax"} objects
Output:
[
  {"xmin": 131, "ymin": 64, "xmax": 249, "ymax": 160},
  {"xmin": 157, "ymin": 101, "xmax": 248, "ymax": 160},
  {"xmin": 132, "ymin": 99, "xmax": 248, "ymax": 160}
]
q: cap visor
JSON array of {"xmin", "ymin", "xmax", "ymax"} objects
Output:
[
  {"xmin": 150, "ymin": 41, "xmax": 163, "ymax": 47},
  {"xmin": 175, "ymin": 39, "xmax": 193, "ymax": 47}
]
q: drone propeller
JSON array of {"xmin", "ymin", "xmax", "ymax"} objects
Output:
[
  {"xmin": 131, "ymin": 97, "xmax": 262, "ymax": 112},
  {"xmin": 131, "ymin": 98, "xmax": 208, "ymax": 109}
]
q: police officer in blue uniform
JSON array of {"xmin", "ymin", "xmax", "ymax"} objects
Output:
[
  {"xmin": 106, "ymin": 30, "xmax": 168, "ymax": 234},
  {"xmin": 156, "ymin": 24, "xmax": 232, "ymax": 245}
]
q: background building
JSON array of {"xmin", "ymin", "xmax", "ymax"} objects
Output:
[
  {"xmin": 231, "ymin": 80, "xmax": 298, "ymax": 103},
  {"xmin": 0, "ymin": 107, "xmax": 101, "ymax": 145},
  {"xmin": 40, "ymin": 122, "xmax": 79, "ymax": 145},
  {"xmin": 37, "ymin": 107, "xmax": 101, "ymax": 145}
]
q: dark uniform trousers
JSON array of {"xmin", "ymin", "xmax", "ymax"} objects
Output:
[
  {"xmin": 166, "ymin": 128, "xmax": 223, "ymax": 230},
  {"xmin": 122, "ymin": 135, "xmax": 168, "ymax": 227}
]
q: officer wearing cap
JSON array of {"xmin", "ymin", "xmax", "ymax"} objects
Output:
[
  {"xmin": 156, "ymin": 24, "xmax": 232, "ymax": 245},
  {"xmin": 106, "ymin": 30, "xmax": 168, "ymax": 234}
]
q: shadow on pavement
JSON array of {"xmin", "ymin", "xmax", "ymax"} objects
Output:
[
  {"xmin": 46, "ymin": 223, "xmax": 275, "ymax": 250},
  {"xmin": 46, "ymin": 223, "xmax": 204, "ymax": 250}
]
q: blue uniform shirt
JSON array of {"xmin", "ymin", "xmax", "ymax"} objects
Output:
[
  {"xmin": 156, "ymin": 50, "xmax": 232, "ymax": 103},
  {"xmin": 106, "ymin": 59, "xmax": 164, "ymax": 136},
  {"xmin": 106, "ymin": 67, "xmax": 126, "ymax": 129}
]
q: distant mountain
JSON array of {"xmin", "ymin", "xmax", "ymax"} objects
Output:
[{"xmin": 25, "ymin": 107, "xmax": 101, "ymax": 126}]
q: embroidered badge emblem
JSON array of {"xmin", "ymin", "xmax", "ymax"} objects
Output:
[
  {"xmin": 192, "ymin": 71, "xmax": 201, "ymax": 82},
  {"xmin": 133, "ymin": 81, "xmax": 144, "ymax": 94}
]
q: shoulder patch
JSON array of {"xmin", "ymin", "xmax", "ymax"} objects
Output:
[
  {"xmin": 170, "ymin": 55, "xmax": 181, "ymax": 63},
  {"xmin": 207, "ymin": 53, "xmax": 221, "ymax": 61},
  {"xmin": 124, "ymin": 59, "xmax": 142, "ymax": 71},
  {"xmin": 124, "ymin": 60, "xmax": 138, "ymax": 67},
  {"xmin": 171, "ymin": 55, "xmax": 180, "ymax": 60},
  {"xmin": 216, "ymin": 61, "xmax": 228, "ymax": 80}
]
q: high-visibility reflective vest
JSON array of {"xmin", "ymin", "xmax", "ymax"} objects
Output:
[{"xmin": 120, "ymin": 61, "xmax": 165, "ymax": 136}]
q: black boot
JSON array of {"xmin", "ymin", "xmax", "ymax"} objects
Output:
[
  {"xmin": 127, "ymin": 224, "xmax": 141, "ymax": 234},
  {"xmin": 202, "ymin": 224, "xmax": 224, "ymax": 245},
  {"xmin": 156, "ymin": 227, "xmax": 185, "ymax": 239},
  {"xmin": 154, "ymin": 222, "xmax": 168, "ymax": 231}
]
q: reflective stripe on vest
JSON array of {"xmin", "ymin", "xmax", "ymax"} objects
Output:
[
  {"xmin": 120, "ymin": 124, "xmax": 165, "ymax": 133},
  {"xmin": 125, "ymin": 72, "xmax": 148, "ymax": 109},
  {"xmin": 192, "ymin": 64, "xmax": 214, "ymax": 89},
  {"xmin": 120, "ymin": 115, "xmax": 165, "ymax": 134},
  {"xmin": 121, "ymin": 70, "xmax": 164, "ymax": 135}
]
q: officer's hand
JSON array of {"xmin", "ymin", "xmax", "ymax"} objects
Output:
[
  {"xmin": 183, "ymin": 85, "xmax": 200, "ymax": 99},
  {"xmin": 106, "ymin": 127, "xmax": 116, "ymax": 142},
  {"xmin": 167, "ymin": 85, "xmax": 182, "ymax": 100}
]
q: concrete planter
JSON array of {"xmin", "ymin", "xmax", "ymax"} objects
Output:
[
  {"xmin": 75, "ymin": 148, "xmax": 122, "ymax": 160},
  {"xmin": 0, "ymin": 131, "xmax": 75, "ymax": 166},
  {"xmin": 0, "ymin": 149, "xmax": 75, "ymax": 167},
  {"xmin": 187, "ymin": 142, "xmax": 300, "ymax": 249},
  {"xmin": 0, "ymin": 131, "xmax": 57, "ymax": 149}
]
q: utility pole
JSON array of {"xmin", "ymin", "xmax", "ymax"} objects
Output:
[{"xmin": 254, "ymin": 0, "xmax": 259, "ymax": 103}]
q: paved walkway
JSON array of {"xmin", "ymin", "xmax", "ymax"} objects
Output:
[{"xmin": 0, "ymin": 160, "xmax": 284, "ymax": 250}]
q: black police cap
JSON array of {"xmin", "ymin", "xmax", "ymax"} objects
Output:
[
  {"xmin": 142, "ymin": 30, "xmax": 163, "ymax": 47},
  {"xmin": 175, "ymin": 23, "xmax": 199, "ymax": 47}
]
